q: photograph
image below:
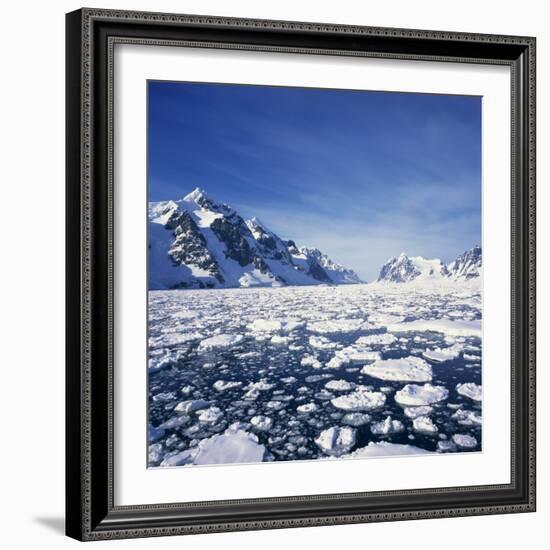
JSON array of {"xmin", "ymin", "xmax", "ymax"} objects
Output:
[{"xmin": 146, "ymin": 80, "xmax": 483, "ymax": 468}]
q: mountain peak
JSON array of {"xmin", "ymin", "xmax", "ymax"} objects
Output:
[{"xmin": 183, "ymin": 186, "xmax": 208, "ymax": 203}]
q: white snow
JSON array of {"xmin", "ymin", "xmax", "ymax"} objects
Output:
[
  {"xmin": 362, "ymin": 356, "xmax": 432, "ymax": 382},
  {"xmin": 422, "ymin": 343, "xmax": 463, "ymax": 362},
  {"xmin": 250, "ymin": 415, "xmax": 273, "ymax": 431},
  {"xmin": 325, "ymin": 379, "xmax": 355, "ymax": 391},
  {"xmin": 213, "ymin": 380, "xmax": 242, "ymax": 392},
  {"xmin": 355, "ymin": 333, "xmax": 398, "ymax": 346},
  {"xmin": 198, "ymin": 334, "xmax": 244, "ymax": 351},
  {"xmin": 452, "ymin": 433, "xmax": 478, "ymax": 448},
  {"xmin": 300, "ymin": 355, "xmax": 322, "ymax": 369},
  {"xmin": 387, "ymin": 318, "xmax": 482, "ymax": 337},
  {"xmin": 412, "ymin": 416, "xmax": 438, "ymax": 433},
  {"xmin": 197, "ymin": 406, "xmax": 224, "ymax": 424},
  {"xmin": 395, "ymin": 383, "xmax": 449, "ymax": 406},
  {"xmin": 174, "ymin": 399, "xmax": 211, "ymax": 414},
  {"xmin": 297, "ymin": 402, "xmax": 318, "ymax": 413},
  {"xmin": 331, "ymin": 389, "xmax": 386, "ymax": 411},
  {"xmin": 341, "ymin": 412, "xmax": 371, "ymax": 426},
  {"xmin": 307, "ymin": 318, "xmax": 369, "ymax": 334},
  {"xmin": 342, "ymin": 441, "xmax": 431, "ymax": 458},
  {"xmin": 456, "ymin": 382, "xmax": 482, "ymax": 402},
  {"xmin": 315, "ymin": 426, "xmax": 357, "ymax": 456},
  {"xmin": 370, "ymin": 416, "xmax": 405, "ymax": 435},
  {"xmin": 452, "ymin": 409, "xmax": 482, "ymax": 426},
  {"xmin": 403, "ymin": 405, "xmax": 434, "ymax": 419},
  {"xmin": 246, "ymin": 319, "xmax": 282, "ymax": 332}
]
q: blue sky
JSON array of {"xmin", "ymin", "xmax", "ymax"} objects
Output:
[{"xmin": 148, "ymin": 80, "xmax": 481, "ymax": 281}]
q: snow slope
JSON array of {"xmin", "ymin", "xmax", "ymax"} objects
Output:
[{"xmin": 377, "ymin": 246, "xmax": 482, "ymax": 284}]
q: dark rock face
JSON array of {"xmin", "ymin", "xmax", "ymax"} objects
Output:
[
  {"xmin": 447, "ymin": 245, "xmax": 482, "ymax": 279},
  {"xmin": 166, "ymin": 211, "xmax": 224, "ymax": 283},
  {"xmin": 378, "ymin": 254, "xmax": 421, "ymax": 283},
  {"xmin": 149, "ymin": 188, "xmax": 363, "ymax": 289},
  {"xmin": 210, "ymin": 217, "xmax": 254, "ymax": 267}
]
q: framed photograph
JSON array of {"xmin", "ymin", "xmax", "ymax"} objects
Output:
[{"xmin": 66, "ymin": 8, "xmax": 536, "ymax": 541}]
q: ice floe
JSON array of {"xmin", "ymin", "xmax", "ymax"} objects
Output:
[
  {"xmin": 452, "ymin": 433, "xmax": 478, "ymax": 448},
  {"xmin": 331, "ymin": 389, "xmax": 386, "ymax": 411},
  {"xmin": 370, "ymin": 416, "xmax": 405, "ymax": 435},
  {"xmin": 362, "ymin": 356, "xmax": 432, "ymax": 382},
  {"xmin": 403, "ymin": 405, "xmax": 434, "ymax": 418},
  {"xmin": 395, "ymin": 383, "xmax": 449, "ymax": 406},
  {"xmin": 452, "ymin": 409, "xmax": 482, "ymax": 426},
  {"xmin": 412, "ymin": 416, "xmax": 438, "ymax": 433},
  {"xmin": 315, "ymin": 426, "xmax": 357, "ymax": 456},
  {"xmin": 341, "ymin": 412, "xmax": 371, "ymax": 426},
  {"xmin": 325, "ymin": 379, "xmax": 355, "ymax": 391},
  {"xmin": 198, "ymin": 334, "xmax": 244, "ymax": 351},
  {"xmin": 422, "ymin": 343, "xmax": 463, "ymax": 363},
  {"xmin": 456, "ymin": 382, "xmax": 482, "ymax": 402}
]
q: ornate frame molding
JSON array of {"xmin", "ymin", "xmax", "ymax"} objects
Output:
[{"xmin": 66, "ymin": 8, "xmax": 536, "ymax": 541}]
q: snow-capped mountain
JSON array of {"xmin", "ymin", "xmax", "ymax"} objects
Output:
[
  {"xmin": 149, "ymin": 188, "xmax": 362, "ymax": 290},
  {"xmin": 377, "ymin": 246, "xmax": 482, "ymax": 283},
  {"xmin": 446, "ymin": 245, "xmax": 482, "ymax": 280}
]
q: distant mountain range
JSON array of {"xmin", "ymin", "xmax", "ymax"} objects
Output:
[
  {"xmin": 148, "ymin": 188, "xmax": 362, "ymax": 289},
  {"xmin": 377, "ymin": 245, "xmax": 482, "ymax": 284}
]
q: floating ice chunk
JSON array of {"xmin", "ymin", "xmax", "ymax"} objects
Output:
[
  {"xmin": 159, "ymin": 415, "xmax": 190, "ymax": 430},
  {"xmin": 370, "ymin": 416, "xmax": 404, "ymax": 435},
  {"xmin": 437, "ymin": 440, "xmax": 458, "ymax": 452},
  {"xmin": 198, "ymin": 334, "xmax": 244, "ymax": 351},
  {"xmin": 152, "ymin": 391, "xmax": 176, "ymax": 402},
  {"xmin": 192, "ymin": 428, "xmax": 267, "ymax": 465},
  {"xmin": 362, "ymin": 356, "xmax": 432, "ymax": 382},
  {"xmin": 315, "ymin": 426, "xmax": 357, "ymax": 456},
  {"xmin": 180, "ymin": 385, "xmax": 194, "ymax": 396},
  {"xmin": 342, "ymin": 441, "xmax": 431, "ymax": 458},
  {"xmin": 368, "ymin": 313, "xmax": 406, "ymax": 326},
  {"xmin": 456, "ymin": 382, "xmax": 482, "ymax": 402},
  {"xmin": 308, "ymin": 335, "xmax": 339, "ymax": 350},
  {"xmin": 341, "ymin": 412, "xmax": 371, "ymax": 426},
  {"xmin": 148, "ymin": 443, "xmax": 163, "ymax": 464},
  {"xmin": 281, "ymin": 376, "xmax": 297, "ymax": 384},
  {"xmin": 355, "ymin": 333, "xmax": 397, "ymax": 346},
  {"xmin": 331, "ymin": 389, "xmax": 386, "ymax": 411},
  {"xmin": 386, "ymin": 318, "xmax": 482, "ymax": 337},
  {"xmin": 325, "ymin": 379, "xmax": 355, "ymax": 391},
  {"xmin": 326, "ymin": 346, "xmax": 381, "ymax": 369},
  {"xmin": 412, "ymin": 416, "xmax": 438, "ymax": 433},
  {"xmin": 197, "ymin": 406, "xmax": 224, "ymax": 424},
  {"xmin": 422, "ymin": 343, "xmax": 463, "ymax": 363},
  {"xmin": 250, "ymin": 415, "xmax": 273, "ymax": 431},
  {"xmin": 452, "ymin": 409, "xmax": 482, "ymax": 426},
  {"xmin": 308, "ymin": 318, "xmax": 370, "ymax": 334},
  {"xmin": 404, "ymin": 405, "xmax": 434, "ymax": 419},
  {"xmin": 213, "ymin": 380, "xmax": 243, "ymax": 392},
  {"xmin": 148, "ymin": 424, "xmax": 165, "ymax": 443},
  {"xmin": 160, "ymin": 449, "xmax": 197, "ymax": 467},
  {"xmin": 270, "ymin": 335, "xmax": 289, "ymax": 345},
  {"xmin": 300, "ymin": 355, "xmax": 323, "ymax": 369},
  {"xmin": 297, "ymin": 402, "xmax": 318, "ymax": 413},
  {"xmin": 452, "ymin": 433, "xmax": 478, "ymax": 448},
  {"xmin": 174, "ymin": 399, "xmax": 212, "ymax": 414},
  {"xmin": 395, "ymin": 383, "xmax": 449, "ymax": 406},
  {"xmin": 246, "ymin": 319, "xmax": 282, "ymax": 332}
]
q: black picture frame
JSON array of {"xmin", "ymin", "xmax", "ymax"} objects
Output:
[{"xmin": 66, "ymin": 8, "xmax": 536, "ymax": 541}]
